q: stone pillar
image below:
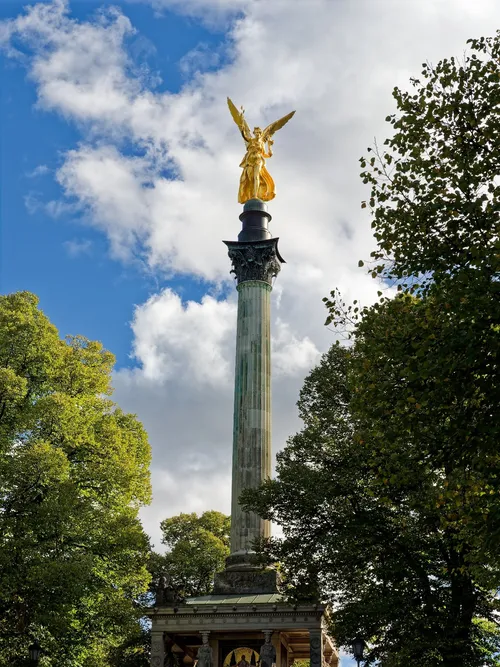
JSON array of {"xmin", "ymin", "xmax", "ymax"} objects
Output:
[
  {"xmin": 309, "ymin": 631, "xmax": 323, "ymax": 667},
  {"xmin": 230, "ymin": 277, "xmax": 272, "ymax": 553},
  {"xmin": 216, "ymin": 199, "xmax": 283, "ymax": 585},
  {"xmin": 151, "ymin": 631, "xmax": 165, "ymax": 667}
]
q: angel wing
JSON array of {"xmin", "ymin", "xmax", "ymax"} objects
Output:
[
  {"xmin": 227, "ymin": 97, "xmax": 252, "ymax": 142},
  {"xmin": 262, "ymin": 110, "xmax": 296, "ymax": 142}
]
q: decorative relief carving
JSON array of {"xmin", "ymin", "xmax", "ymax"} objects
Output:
[
  {"xmin": 155, "ymin": 611, "xmax": 323, "ymax": 623},
  {"xmin": 151, "ymin": 635, "xmax": 164, "ymax": 654},
  {"xmin": 226, "ymin": 241, "xmax": 281, "ymax": 285},
  {"xmin": 310, "ymin": 634, "xmax": 323, "ymax": 667},
  {"xmin": 151, "ymin": 633, "xmax": 165, "ymax": 667},
  {"xmin": 154, "ymin": 608, "xmax": 320, "ymax": 625}
]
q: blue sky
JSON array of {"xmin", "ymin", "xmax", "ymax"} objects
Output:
[
  {"xmin": 1, "ymin": 0, "xmax": 224, "ymax": 366},
  {"xmin": 2, "ymin": 2, "xmax": 500, "ymax": 664}
]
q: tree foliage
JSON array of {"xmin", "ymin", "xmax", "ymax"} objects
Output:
[
  {"xmin": 358, "ymin": 35, "xmax": 500, "ymax": 287},
  {"xmin": 245, "ymin": 32, "xmax": 500, "ymax": 667},
  {"xmin": 154, "ymin": 510, "xmax": 230, "ymax": 599},
  {"xmin": 0, "ymin": 292, "xmax": 152, "ymax": 666}
]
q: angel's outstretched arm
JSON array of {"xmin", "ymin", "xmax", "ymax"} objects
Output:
[
  {"xmin": 240, "ymin": 125, "xmax": 252, "ymax": 143},
  {"xmin": 263, "ymin": 139, "xmax": 273, "ymax": 159}
]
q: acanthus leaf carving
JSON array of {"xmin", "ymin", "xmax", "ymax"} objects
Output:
[{"xmin": 225, "ymin": 240, "xmax": 282, "ymax": 286}]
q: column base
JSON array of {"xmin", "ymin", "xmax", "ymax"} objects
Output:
[
  {"xmin": 213, "ymin": 566, "xmax": 279, "ymax": 595},
  {"xmin": 224, "ymin": 550, "xmax": 262, "ymax": 570}
]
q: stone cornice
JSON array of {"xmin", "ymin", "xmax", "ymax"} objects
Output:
[
  {"xmin": 149, "ymin": 610, "xmax": 324, "ymax": 620},
  {"xmin": 146, "ymin": 603, "xmax": 325, "ymax": 619},
  {"xmin": 148, "ymin": 610, "xmax": 327, "ymax": 633},
  {"xmin": 146, "ymin": 604, "xmax": 328, "ymax": 634}
]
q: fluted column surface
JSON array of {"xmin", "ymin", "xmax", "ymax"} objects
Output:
[{"xmin": 230, "ymin": 279, "xmax": 272, "ymax": 554}]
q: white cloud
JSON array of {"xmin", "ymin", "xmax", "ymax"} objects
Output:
[
  {"xmin": 24, "ymin": 188, "xmax": 79, "ymax": 218},
  {"xmin": 3, "ymin": 0, "xmax": 500, "ymax": 551},
  {"xmin": 128, "ymin": 0, "xmax": 246, "ymax": 27},
  {"xmin": 24, "ymin": 191, "xmax": 43, "ymax": 215},
  {"xmin": 126, "ymin": 289, "xmax": 236, "ymax": 385},
  {"xmin": 64, "ymin": 238, "xmax": 92, "ymax": 257},
  {"xmin": 272, "ymin": 319, "xmax": 320, "ymax": 378},
  {"xmin": 27, "ymin": 164, "xmax": 50, "ymax": 177},
  {"xmin": 178, "ymin": 42, "xmax": 222, "ymax": 78}
]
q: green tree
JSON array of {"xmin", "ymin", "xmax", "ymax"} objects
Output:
[
  {"xmin": 155, "ymin": 510, "xmax": 230, "ymax": 599},
  {"xmin": 109, "ymin": 511, "xmax": 230, "ymax": 666},
  {"xmin": 108, "ymin": 628, "xmax": 150, "ymax": 667},
  {"xmin": 245, "ymin": 32, "xmax": 500, "ymax": 667},
  {"xmin": 0, "ymin": 292, "xmax": 152, "ymax": 666},
  {"xmin": 244, "ymin": 332, "xmax": 500, "ymax": 666}
]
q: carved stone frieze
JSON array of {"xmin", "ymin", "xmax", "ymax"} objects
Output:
[
  {"xmin": 152, "ymin": 611, "xmax": 322, "ymax": 627},
  {"xmin": 214, "ymin": 568, "xmax": 279, "ymax": 595},
  {"xmin": 224, "ymin": 239, "xmax": 282, "ymax": 286}
]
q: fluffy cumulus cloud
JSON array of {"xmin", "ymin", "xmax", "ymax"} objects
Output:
[
  {"xmin": 125, "ymin": 289, "xmax": 236, "ymax": 385},
  {"xmin": 2, "ymin": 0, "xmax": 500, "ymax": 552}
]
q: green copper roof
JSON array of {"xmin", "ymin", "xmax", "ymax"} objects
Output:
[{"xmin": 184, "ymin": 594, "xmax": 283, "ymax": 605}]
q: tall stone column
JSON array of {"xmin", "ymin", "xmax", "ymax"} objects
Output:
[
  {"xmin": 214, "ymin": 199, "xmax": 283, "ymax": 593},
  {"xmin": 230, "ymin": 275, "xmax": 273, "ymax": 554}
]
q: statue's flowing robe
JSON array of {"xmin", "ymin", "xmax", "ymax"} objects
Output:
[{"xmin": 238, "ymin": 141, "xmax": 276, "ymax": 203}]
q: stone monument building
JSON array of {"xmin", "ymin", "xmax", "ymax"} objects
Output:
[{"xmin": 148, "ymin": 200, "xmax": 338, "ymax": 667}]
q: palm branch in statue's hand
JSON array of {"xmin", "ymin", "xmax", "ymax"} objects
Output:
[{"xmin": 227, "ymin": 97, "xmax": 252, "ymax": 142}]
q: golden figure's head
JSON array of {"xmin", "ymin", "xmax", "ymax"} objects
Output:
[{"xmin": 253, "ymin": 127, "xmax": 262, "ymax": 138}]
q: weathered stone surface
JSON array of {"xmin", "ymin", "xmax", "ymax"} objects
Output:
[
  {"xmin": 224, "ymin": 552, "xmax": 261, "ymax": 570},
  {"xmin": 260, "ymin": 632, "xmax": 276, "ymax": 667},
  {"xmin": 230, "ymin": 279, "xmax": 273, "ymax": 557},
  {"xmin": 213, "ymin": 567, "xmax": 279, "ymax": 595},
  {"xmin": 197, "ymin": 631, "xmax": 213, "ymax": 667},
  {"xmin": 151, "ymin": 631, "xmax": 165, "ymax": 667},
  {"xmin": 309, "ymin": 630, "xmax": 323, "ymax": 667}
]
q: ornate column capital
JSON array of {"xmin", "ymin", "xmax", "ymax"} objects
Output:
[{"xmin": 224, "ymin": 238, "xmax": 284, "ymax": 286}]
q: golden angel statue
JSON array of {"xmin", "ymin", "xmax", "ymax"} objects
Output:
[{"xmin": 227, "ymin": 97, "xmax": 295, "ymax": 204}]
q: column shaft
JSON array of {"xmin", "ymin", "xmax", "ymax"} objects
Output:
[{"xmin": 230, "ymin": 280, "xmax": 272, "ymax": 554}]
